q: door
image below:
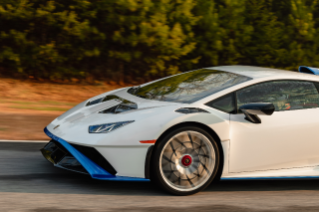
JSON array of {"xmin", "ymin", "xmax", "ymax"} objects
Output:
[{"xmin": 229, "ymin": 80, "xmax": 319, "ymax": 173}]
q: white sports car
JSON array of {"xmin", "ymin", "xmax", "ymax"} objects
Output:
[{"xmin": 41, "ymin": 65, "xmax": 319, "ymax": 195}]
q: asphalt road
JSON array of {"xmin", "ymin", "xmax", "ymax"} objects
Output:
[{"xmin": 1, "ymin": 142, "xmax": 319, "ymax": 212}]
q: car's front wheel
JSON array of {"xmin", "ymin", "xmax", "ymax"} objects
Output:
[{"xmin": 151, "ymin": 126, "xmax": 220, "ymax": 195}]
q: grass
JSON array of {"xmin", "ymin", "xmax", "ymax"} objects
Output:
[
  {"xmin": 0, "ymin": 99, "xmax": 76, "ymax": 106},
  {"xmin": 38, "ymin": 101, "xmax": 76, "ymax": 106},
  {"xmin": 0, "ymin": 98, "xmax": 75, "ymax": 112},
  {"xmin": 10, "ymin": 105, "xmax": 69, "ymax": 112},
  {"xmin": 0, "ymin": 78, "xmax": 123, "ymax": 114}
]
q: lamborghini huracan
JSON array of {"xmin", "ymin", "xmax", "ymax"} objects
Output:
[{"xmin": 41, "ymin": 65, "xmax": 319, "ymax": 195}]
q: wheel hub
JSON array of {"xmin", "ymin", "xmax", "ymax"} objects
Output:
[
  {"xmin": 159, "ymin": 130, "xmax": 216, "ymax": 192},
  {"xmin": 181, "ymin": 155, "xmax": 192, "ymax": 167}
]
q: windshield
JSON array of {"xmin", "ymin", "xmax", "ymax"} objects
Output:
[{"xmin": 128, "ymin": 69, "xmax": 251, "ymax": 103}]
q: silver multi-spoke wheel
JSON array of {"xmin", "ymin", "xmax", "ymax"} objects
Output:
[{"xmin": 159, "ymin": 130, "xmax": 216, "ymax": 192}]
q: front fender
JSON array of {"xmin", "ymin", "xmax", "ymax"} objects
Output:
[{"xmin": 154, "ymin": 107, "xmax": 230, "ymax": 142}]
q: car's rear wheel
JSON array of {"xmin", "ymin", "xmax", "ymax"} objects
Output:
[{"xmin": 151, "ymin": 126, "xmax": 220, "ymax": 195}]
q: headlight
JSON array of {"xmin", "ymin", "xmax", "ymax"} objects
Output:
[{"xmin": 88, "ymin": 121, "xmax": 134, "ymax": 133}]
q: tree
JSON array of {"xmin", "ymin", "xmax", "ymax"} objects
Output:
[
  {"xmin": 91, "ymin": 0, "xmax": 199, "ymax": 82},
  {"xmin": 189, "ymin": 0, "xmax": 252, "ymax": 69},
  {"xmin": 240, "ymin": 0, "xmax": 284, "ymax": 68}
]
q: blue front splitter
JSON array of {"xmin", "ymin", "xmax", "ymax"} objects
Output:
[{"xmin": 44, "ymin": 127, "xmax": 149, "ymax": 182}]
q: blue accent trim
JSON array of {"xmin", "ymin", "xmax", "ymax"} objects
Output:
[
  {"xmin": 221, "ymin": 176, "xmax": 319, "ymax": 181},
  {"xmin": 299, "ymin": 66, "xmax": 319, "ymax": 75},
  {"xmin": 44, "ymin": 127, "xmax": 149, "ymax": 182}
]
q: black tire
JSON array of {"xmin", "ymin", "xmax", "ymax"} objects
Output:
[{"xmin": 151, "ymin": 126, "xmax": 221, "ymax": 195}]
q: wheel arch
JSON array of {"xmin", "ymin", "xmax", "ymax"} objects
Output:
[{"xmin": 145, "ymin": 121, "xmax": 224, "ymax": 180}]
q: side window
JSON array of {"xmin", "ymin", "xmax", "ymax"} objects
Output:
[
  {"xmin": 236, "ymin": 80, "xmax": 319, "ymax": 112},
  {"xmin": 206, "ymin": 93, "xmax": 236, "ymax": 113}
]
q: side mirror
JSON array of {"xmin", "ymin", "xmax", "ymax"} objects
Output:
[{"xmin": 239, "ymin": 103, "xmax": 275, "ymax": 124}]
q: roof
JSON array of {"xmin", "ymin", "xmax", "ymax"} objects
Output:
[{"xmin": 206, "ymin": 65, "xmax": 317, "ymax": 80}]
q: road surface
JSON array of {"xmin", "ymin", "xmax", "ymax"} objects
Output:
[{"xmin": 1, "ymin": 141, "xmax": 319, "ymax": 212}]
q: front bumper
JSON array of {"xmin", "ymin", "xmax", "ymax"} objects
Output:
[{"xmin": 42, "ymin": 127, "xmax": 149, "ymax": 181}]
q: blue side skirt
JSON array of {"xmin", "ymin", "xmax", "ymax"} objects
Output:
[
  {"xmin": 44, "ymin": 127, "xmax": 149, "ymax": 182},
  {"xmin": 44, "ymin": 128, "xmax": 319, "ymax": 182},
  {"xmin": 221, "ymin": 176, "xmax": 319, "ymax": 181}
]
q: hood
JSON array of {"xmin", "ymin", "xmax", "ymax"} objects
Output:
[{"xmin": 48, "ymin": 88, "xmax": 186, "ymax": 138}]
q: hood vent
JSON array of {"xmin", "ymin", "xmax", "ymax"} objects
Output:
[
  {"xmin": 86, "ymin": 95, "xmax": 124, "ymax": 107},
  {"xmin": 176, "ymin": 107, "xmax": 209, "ymax": 114},
  {"xmin": 86, "ymin": 95, "xmax": 122, "ymax": 107},
  {"xmin": 96, "ymin": 95, "xmax": 138, "ymax": 114},
  {"xmin": 86, "ymin": 97, "xmax": 104, "ymax": 106},
  {"xmin": 100, "ymin": 104, "xmax": 137, "ymax": 114}
]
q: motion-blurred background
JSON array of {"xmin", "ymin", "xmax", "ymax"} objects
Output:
[{"xmin": 0, "ymin": 0, "xmax": 318, "ymax": 140}]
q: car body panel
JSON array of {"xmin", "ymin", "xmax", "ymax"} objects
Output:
[
  {"xmin": 229, "ymin": 108, "xmax": 319, "ymax": 173},
  {"xmin": 221, "ymin": 165, "xmax": 319, "ymax": 180},
  {"xmin": 42, "ymin": 65, "xmax": 319, "ymax": 180},
  {"xmin": 44, "ymin": 127, "xmax": 149, "ymax": 181}
]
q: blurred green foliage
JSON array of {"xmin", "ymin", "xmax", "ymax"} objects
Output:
[{"xmin": 1, "ymin": 0, "xmax": 319, "ymax": 82}]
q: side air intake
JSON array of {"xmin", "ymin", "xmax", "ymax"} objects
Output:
[{"xmin": 299, "ymin": 66, "xmax": 319, "ymax": 75}]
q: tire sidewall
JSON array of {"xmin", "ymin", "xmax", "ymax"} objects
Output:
[{"xmin": 151, "ymin": 126, "xmax": 221, "ymax": 195}]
